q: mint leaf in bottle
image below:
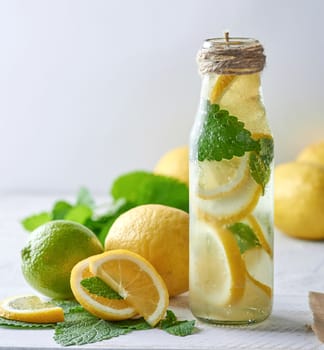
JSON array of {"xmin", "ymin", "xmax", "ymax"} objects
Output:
[
  {"xmin": 197, "ymin": 101, "xmax": 259, "ymax": 162},
  {"xmin": 249, "ymin": 137, "xmax": 274, "ymax": 194},
  {"xmin": 228, "ymin": 222, "xmax": 261, "ymax": 254}
]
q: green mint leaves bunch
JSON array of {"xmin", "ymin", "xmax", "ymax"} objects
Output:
[
  {"xmin": 21, "ymin": 171, "xmax": 189, "ymax": 243},
  {"xmin": 197, "ymin": 101, "xmax": 274, "ymax": 194}
]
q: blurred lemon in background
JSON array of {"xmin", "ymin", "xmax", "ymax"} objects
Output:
[
  {"xmin": 275, "ymin": 141, "xmax": 324, "ymax": 240},
  {"xmin": 297, "ymin": 140, "xmax": 324, "ymax": 167},
  {"xmin": 105, "ymin": 204, "xmax": 189, "ymax": 296},
  {"xmin": 154, "ymin": 146, "xmax": 189, "ymax": 185}
]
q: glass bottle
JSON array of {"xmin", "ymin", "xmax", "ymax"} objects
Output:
[{"xmin": 189, "ymin": 36, "xmax": 273, "ymax": 325}]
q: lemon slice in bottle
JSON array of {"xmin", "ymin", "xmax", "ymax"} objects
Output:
[
  {"xmin": 245, "ymin": 215, "xmax": 272, "ymax": 256},
  {"xmin": 217, "ymin": 73, "xmax": 270, "ymax": 135},
  {"xmin": 242, "ymin": 247, "xmax": 273, "ymax": 290},
  {"xmin": 196, "ymin": 154, "xmax": 250, "ymax": 200},
  {"xmin": 210, "ymin": 74, "xmax": 236, "ymax": 104},
  {"xmin": 190, "ymin": 217, "xmax": 245, "ymax": 307},
  {"xmin": 195, "ymin": 173, "xmax": 262, "ymax": 224},
  {"xmin": 236, "ymin": 271, "xmax": 272, "ymax": 318}
]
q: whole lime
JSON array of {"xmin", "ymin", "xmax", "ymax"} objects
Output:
[{"xmin": 21, "ymin": 220, "xmax": 103, "ymax": 299}]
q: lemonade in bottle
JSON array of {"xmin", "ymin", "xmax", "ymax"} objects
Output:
[{"xmin": 189, "ymin": 36, "xmax": 273, "ymax": 324}]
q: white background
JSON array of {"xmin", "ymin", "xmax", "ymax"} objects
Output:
[{"xmin": 1, "ymin": 0, "xmax": 323, "ymax": 195}]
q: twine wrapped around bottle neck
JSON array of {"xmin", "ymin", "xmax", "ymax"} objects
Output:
[{"xmin": 197, "ymin": 37, "xmax": 266, "ymax": 75}]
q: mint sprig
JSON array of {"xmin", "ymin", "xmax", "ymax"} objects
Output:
[
  {"xmin": 21, "ymin": 188, "xmax": 95, "ymax": 232},
  {"xmin": 111, "ymin": 171, "xmax": 189, "ymax": 212},
  {"xmin": 80, "ymin": 277, "xmax": 123, "ymax": 299},
  {"xmin": 228, "ymin": 222, "xmax": 260, "ymax": 254},
  {"xmin": 197, "ymin": 101, "xmax": 259, "ymax": 161},
  {"xmin": 21, "ymin": 171, "xmax": 189, "ymax": 243}
]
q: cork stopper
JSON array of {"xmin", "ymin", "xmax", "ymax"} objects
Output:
[{"xmin": 197, "ymin": 35, "xmax": 266, "ymax": 75}]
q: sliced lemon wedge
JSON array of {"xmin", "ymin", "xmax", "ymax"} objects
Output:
[
  {"xmin": 0, "ymin": 295, "xmax": 64, "ymax": 323},
  {"xmin": 89, "ymin": 249, "xmax": 169, "ymax": 327},
  {"xmin": 196, "ymin": 154, "xmax": 250, "ymax": 200},
  {"xmin": 195, "ymin": 173, "xmax": 261, "ymax": 224},
  {"xmin": 70, "ymin": 258, "xmax": 137, "ymax": 321}
]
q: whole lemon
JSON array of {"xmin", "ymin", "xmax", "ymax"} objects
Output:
[
  {"xmin": 104, "ymin": 204, "xmax": 189, "ymax": 296},
  {"xmin": 274, "ymin": 162, "xmax": 324, "ymax": 239},
  {"xmin": 154, "ymin": 146, "xmax": 189, "ymax": 185},
  {"xmin": 297, "ymin": 140, "xmax": 324, "ymax": 167},
  {"xmin": 21, "ymin": 220, "xmax": 103, "ymax": 299}
]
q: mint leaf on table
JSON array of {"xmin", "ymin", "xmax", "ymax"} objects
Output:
[
  {"xmin": 51, "ymin": 300, "xmax": 84, "ymax": 314},
  {"xmin": 197, "ymin": 101, "xmax": 259, "ymax": 162},
  {"xmin": 80, "ymin": 277, "xmax": 123, "ymax": 299},
  {"xmin": 159, "ymin": 309, "xmax": 177, "ymax": 328},
  {"xmin": 113, "ymin": 318, "xmax": 151, "ymax": 331},
  {"xmin": 111, "ymin": 171, "xmax": 189, "ymax": 213},
  {"xmin": 0, "ymin": 316, "xmax": 56, "ymax": 329},
  {"xmin": 250, "ymin": 137, "xmax": 274, "ymax": 194},
  {"xmin": 162, "ymin": 320, "xmax": 196, "ymax": 336},
  {"xmin": 54, "ymin": 310, "xmax": 134, "ymax": 346},
  {"xmin": 159, "ymin": 310, "xmax": 195, "ymax": 336},
  {"xmin": 21, "ymin": 212, "xmax": 52, "ymax": 232},
  {"xmin": 54, "ymin": 308, "xmax": 195, "ymax": 346},
  {"xmin": 228, "ymin": 222, "xmax": 261, "ymax": 254}
]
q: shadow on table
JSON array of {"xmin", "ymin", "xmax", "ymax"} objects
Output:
[{"xmin": 249, "ymin": 313, "xmax": 313, "ymax": 334}]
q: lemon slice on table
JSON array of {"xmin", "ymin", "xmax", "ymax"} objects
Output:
[
  {"xmin": 0, "ymin": 295, "xmax": 64, "ymax": 323},
  {"xmin": 195, "ymin": 173, "xmax": 262, "ymax": 224},
  {"xmin": 70, "ymin": 258, "xmax": 137, "ymax": 321},
  {"xmin": 89, "ymin": 249, "xmax": 169, "ymax": 327},
  {"xmin": 190, "ymin": 217, "xmax": 245, "ymax": 306},
  {"xmin": 196, "ymin": 154, "xmax": 250, "ymax": 200}
]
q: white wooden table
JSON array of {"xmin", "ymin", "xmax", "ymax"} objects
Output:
[{"xmin": 1, "ymin": 194, "xmax": 324, "ymax": 350}]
